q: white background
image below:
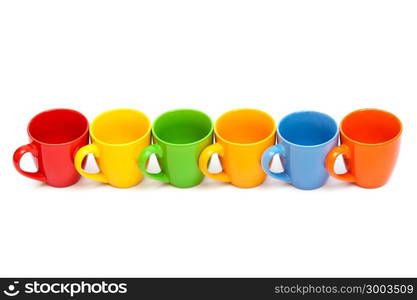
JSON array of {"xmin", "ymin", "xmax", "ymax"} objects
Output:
[{"xmin": 0, "ymin": 0, "xmax": 416, "ymax": 277}]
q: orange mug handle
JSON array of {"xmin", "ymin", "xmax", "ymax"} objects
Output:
[
  {"xmin": 198, "ymin": 143, "xmax": 230, "ymax": 183},
  {"xmin": 325, "ymin": 144, "xmax": 355, "ymax": 182}
]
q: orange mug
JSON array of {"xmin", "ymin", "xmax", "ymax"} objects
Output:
[
  {"xmin": 326, "ymin": 108, "xmax": 402, "ymax": 188},
  {"xmin": 199, "ymin": 109, "xmax": 276, "ymax": 188}
]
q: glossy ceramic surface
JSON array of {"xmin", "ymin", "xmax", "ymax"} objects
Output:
[
  {"xmin": 262, "ymin": 111, "xmax": 338, "ymax": 190},
  {"xmin": 326, "ymin": 108, "xmax": 402, "ymax": 188},
  {"xmin": 74, "ymin": 109, "xmax": 151, "ymax": 188},
  {"xmin": 138, "ymin": 109, "xmax": 213, "ymax": 188},
  {"xmin": 199, "ymin": 109, "xmax": 276, "ymax": 188},
  {"xmin": 13, "ymin": 109, "xmax": 89, "ymax": 187}
]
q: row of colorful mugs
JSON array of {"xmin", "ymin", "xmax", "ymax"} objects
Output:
[{"xmin": 13, "ymin": 108, "xmax": 402, "ymax": 190}]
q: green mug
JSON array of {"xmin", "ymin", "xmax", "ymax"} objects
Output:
[{"xmin": 138, "ymin": 109, "xmax": 213, "ymax": 188}]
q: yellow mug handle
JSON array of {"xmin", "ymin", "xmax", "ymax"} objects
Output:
[
  {"xmin": 198, "ymin": 143, "xmax": 230, "ymax": 183},
  {"xmin": 74, "ymin": 144, "xmax": 108, "ymax": 183}
]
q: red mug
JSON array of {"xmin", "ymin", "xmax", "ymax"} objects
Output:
[{"xmin": 13, "ymin": 109, "xmax": 89, "ymax": 187}]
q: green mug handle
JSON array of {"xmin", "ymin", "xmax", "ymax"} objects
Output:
[{"xmin": 138, "ymin": 144, "xmax": 170, "ymax": 183}]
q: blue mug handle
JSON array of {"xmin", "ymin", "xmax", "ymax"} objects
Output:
[{"xmin": 262, "ymin": 144, "xmax": 291, "ymax": 183}]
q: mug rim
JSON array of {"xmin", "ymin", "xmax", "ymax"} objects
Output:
[
  {"xmin": 277, "ymin": 110, "xmax": 339, "ymax": 148},
  {"xmin": 152, "ymin": 108, "xmax": 214, "ymax": 147},
  {"xmin": 340, "ymin": 108, "xmax": 403, "ymax": 146},
  {"xmin": 90, "ymin": 108, "xmax": 152, "ymax": 147},
  {"xmin": 214, "ymin": 108, "xmax": 277, "ymax": 146},
  {"xmin": 27, "ymin": 108, "xmax": 89, "ymax": 146}
]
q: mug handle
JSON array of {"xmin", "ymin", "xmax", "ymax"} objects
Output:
[
  {"xmin": 13, "ymin": 143, "xmax": 46, "ymax": 182},
  {"xmin": 74, "ymin": 144, "xmax": 108, "ymax": 183},
  {"xmin": 198, "ymin": 143, "xmax": 230, "ymax": 182},
  {"xmin": 138, "ymin": 144, "xmax": 170, "ymax": 183},
  {"xmin": 325, "ymin": 144, "xmax": 355, "ymax": 182},
  {"xmin": 261, "ymin": 144, "xmax": 291, "ymax": 183}
]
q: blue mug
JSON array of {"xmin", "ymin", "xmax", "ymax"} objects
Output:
[{"xmin": 262, "ymin": 111, "xmax": 338, "ymax": 190}]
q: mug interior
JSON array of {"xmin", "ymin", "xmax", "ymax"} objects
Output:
[
  {"xmin": 153, "ymin": 109, "xmax": 213, "ymax": 145},
  {"xmin": 341, "ymin": 109, "xmax": 402, "ymax": 144},
  {"xmin": 278, "ymin": 111, "xmax": 337, "ymax": 146},
  {"xmin": 91, "ymin": 109, "xmax": 150, "ymax": 144},
  {"xmin": 28, "ymin": 109, "xmax": 88, "ymax": 144},
  {"xmin": 216, "ymin": 109, "xmax": 275, "ymax": 144}
]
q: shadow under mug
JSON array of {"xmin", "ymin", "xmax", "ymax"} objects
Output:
[
  {"xmin": 74, "ymin": 109, "xmax": 151, "ymax": 188},
  {"xmin": 262, "ymin": 111, "xmax": 338, "ymax": 190},
  {"xmin": 199, "ymin": 108, "xmax": 276, "ymax": 188},
  {"xmin": 326, "ymin": 108, "xmax": 402, "ymax": 188},
  {"xmin": 138, "ymin": 109, "xmax": 213, "ymax": 188},
  {"xmin": 13, "ymin": 109, "xmax": 89, "ymax": 187}
]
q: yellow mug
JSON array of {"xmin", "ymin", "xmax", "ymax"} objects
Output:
[
  {"xmin": 74, "ymin": 109, "xmax": 151, "ymax": 188},
  {"xmin": 199, "ymin": 109, "xmax": 276, "ymax": 188}
]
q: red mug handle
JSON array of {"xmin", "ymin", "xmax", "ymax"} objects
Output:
[{"xmin": 13, "ymin": 143, "xmax": 46, "ymax": 182}]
